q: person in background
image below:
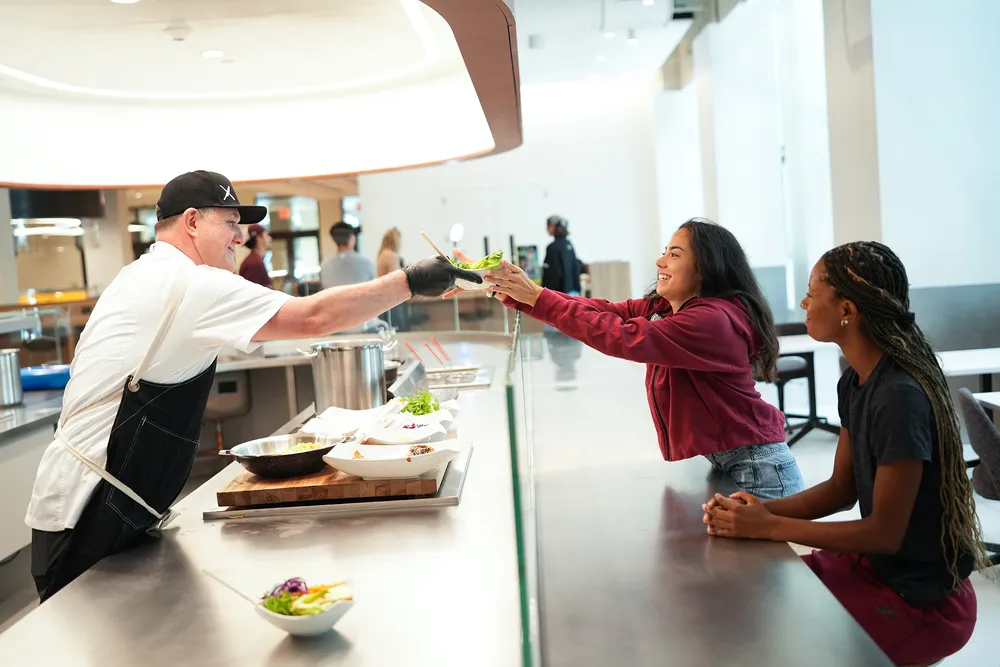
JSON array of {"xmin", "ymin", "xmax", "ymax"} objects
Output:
[
  {"xmin": 542, "ymin": 215, "xmax": 582, "ymax": 296},
  {"xmin": 320, "ymin": 221, "xmax": 376, "ymax": 289},
  {"xmin": 704, "ymin": 241, "xmax": 986, "ymax": 666},
  {"xmin": 238, "ymin": 223, "xmax": 272, "ymax": 288},
  {"xmin": 477, "ymin": 218, "xmax": 805, "ymax": 499},
  {"xmin": 377, "ymin": 227, "xmax": 404, "ymax": 278}
]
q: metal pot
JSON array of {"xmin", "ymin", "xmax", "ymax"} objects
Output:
[
  {"xmin": 0, "ymin": 349, "xmax": 23, "ymax": 407},
  {"xmin": 307, "ymin": 336, "xmax": 386, "ymax": 412}
]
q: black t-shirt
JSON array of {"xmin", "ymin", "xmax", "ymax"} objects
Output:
[
  {"xmin": 542, "ymin": 237, "xmax": 582, "ymax": 294},
  {"xmin": 838, "ymin": 356, "xmax": 973, "ymax": 606}
]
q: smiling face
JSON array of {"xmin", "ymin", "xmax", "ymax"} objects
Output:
[
  {"xmin": 655, "ymin": 228, "xmax": 701, "ymax": 303},
  {"xmin": 801, "ymin": 259, "xmax": 854, "ymax": 342},
  {"xmin": 193, "ymin": 208, "xmax": 244, "ymax": 271}
]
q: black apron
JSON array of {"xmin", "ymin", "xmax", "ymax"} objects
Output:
[{"xmin": 32, "ymin": 268, "xmax": 216, "ymax": 602}]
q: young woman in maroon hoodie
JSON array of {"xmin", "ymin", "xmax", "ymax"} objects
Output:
[{"xmin": 485, "ymin": 218, "xmax": 804, "ymax": 499}]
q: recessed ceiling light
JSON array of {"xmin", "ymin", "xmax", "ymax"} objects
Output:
[
  {"xmin": 202, "ymin": 50, "xmax": 224, "ymax": 59},
  {"xmin": 110, "ymin": 0, "xmax": 141, "ymax": 4},
  {"xmin": 627, "ymin": 29, "xmax": 638, "ymax": 45},
  {"xmin": 642, "ymin": 0, "xmax": 654, "ymax": 5},
  {"xmin": 603, "ymin": 31, "xmax": 616, "ymax": 39},
  {"xmin": 596, "ymin": 55, "xmax": 606, "ymax": 62}
]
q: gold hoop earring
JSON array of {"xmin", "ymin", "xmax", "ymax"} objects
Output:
[{"xmin": 840, "ymin": 319, "xmax": 849, "ymax": 327}]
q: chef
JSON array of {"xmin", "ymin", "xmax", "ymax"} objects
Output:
[{"xmin": 25, "ymin": 170, "xmax": 480, "ymax": 602}]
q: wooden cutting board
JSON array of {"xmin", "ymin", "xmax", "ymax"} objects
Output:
[{"xmin": 216, "ymin": 463, "xmax": 442, "ymax": 508}]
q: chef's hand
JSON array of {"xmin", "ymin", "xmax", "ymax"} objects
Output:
[
  {"xmin": 703, "ymin": 491, "xmax": 776, "ymax": 539},
  {"xmin": 487, "ymin": 261, "xmax": 544, "ymax": 307},
  {"xmin": 403, "ymin": 256, "xmax": 483, "ymax": 298}
]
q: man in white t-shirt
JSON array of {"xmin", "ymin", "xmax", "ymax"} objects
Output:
[{"xmin": 26, "ymin": 170, "xmax": 480, "ymax": 602}]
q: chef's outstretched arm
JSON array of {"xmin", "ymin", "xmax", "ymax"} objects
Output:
[{"xmin": 253, "ymin": 257, "xmax": 481, "ymax": 341}]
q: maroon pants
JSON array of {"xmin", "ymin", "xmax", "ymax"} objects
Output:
[{"xmin": 803, "ymin": 550, "xmax": 976, "ymax": 665}]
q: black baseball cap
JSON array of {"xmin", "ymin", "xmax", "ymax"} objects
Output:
[{"xmin": 155, "ymin": 170, "xmax": 267, "ymax": 224}]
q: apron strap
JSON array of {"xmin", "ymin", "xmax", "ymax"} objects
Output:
[
  {"xmin": 60, "ymin": 436, "xmax": 165, "ymax": 520},
  {"xmin": 127, "ymin": 267, "xmax": 195, "ymax": 392}
]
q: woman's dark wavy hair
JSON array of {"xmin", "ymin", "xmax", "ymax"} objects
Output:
[
  {"xmin": 821, "ymin": 241, "xmax": 991, "ymax": 582},
  {"xmin": 646, "ymin": 218, "xmax": 779, "ymax": 383}
]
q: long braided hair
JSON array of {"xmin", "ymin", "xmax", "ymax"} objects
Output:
[{"xmin": 821, "ymin": 241, "xmax": 991, "ymax": 581}]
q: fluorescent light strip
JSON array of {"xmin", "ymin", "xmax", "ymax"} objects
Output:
[
  {"xmin": 0, "ymin": 0, "xmax": 439, "ymax": 100},
  {"xmin": 14, "ymin": 227, "xmax": 84, "ymax": 237},
  {"xmin": 13, "ymin": 218, "xmax": 81, "ymax": 227}
]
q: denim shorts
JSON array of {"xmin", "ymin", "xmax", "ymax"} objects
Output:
[{"xmin": 705, "ymin": 442, "xmax": 804, "ymax": 500}]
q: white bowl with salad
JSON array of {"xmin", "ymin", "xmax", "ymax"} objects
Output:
[
  {"xmin": 451, "ymin": 249, "xmax": 503, "ymax": 291},
  {"xmin": 256, "ymin": 577, "xmax": 355, "ymax": 636},
  {"xmin": 324, "ymin": 441, "xmax": 464, "ymax": 480},
  {"xmin": 304, "ymin": 391, "xmax": 459, "ymax": 437}
]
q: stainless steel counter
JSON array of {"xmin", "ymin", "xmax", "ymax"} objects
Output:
[
  {"xmin": 0, "ymin": 389, "xmax": 62, "ymax": 445},
  {"xmin": 0, "ymin": 343, "xmax": 522, "ymax": 667},
  {"xmin": 0, "ymin": 334, "xmax": 893, "ymax": 666}
]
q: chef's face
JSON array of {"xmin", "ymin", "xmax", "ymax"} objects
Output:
[
  {"xmin": 195, "ymin": 208, "xmax": 244, "ymax": 271},
  {"xmin": 801, "ymin": 259, "xmax": 852, "ymax": 342},
  {"xmin": 655, "ymin": 228, "xmax": 700, "ymax": 302}
]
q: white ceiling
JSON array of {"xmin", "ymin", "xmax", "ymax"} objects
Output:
[
  {"xmin": 0, "ymin": 0, "xmax": 463, "ymax": 100},
  {"xmin": 512, "ymin": 0, "xmax": 692, "ymax": 84}
]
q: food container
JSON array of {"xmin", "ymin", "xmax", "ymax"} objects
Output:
[
  {"xmin": 307, "ymin": 336, "xmax": 386, "ymax": 412},
  {"xmin": 220, "ymin": 433, "xmax": 343, "ymax": 479},
  {"xmin": 0, "ymin": 349, "xmax": 24, "ymax": 407},
  {"xmin": 19, "ymin": 364, "xmax": 70, "ymax": 391},
  {"xmin": 324, "ymin": 441, "xmax": 464, "ymax": 480}
]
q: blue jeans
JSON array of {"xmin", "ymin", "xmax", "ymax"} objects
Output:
[{"xmin": 705, "ymin": 442, "xmax": 804, "ymax": 500}]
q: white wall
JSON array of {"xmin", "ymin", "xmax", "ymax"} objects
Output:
[
  {"xmin": 694, "ymin": 2, "xmax": 788, "ymax": 270},
  {"xmin": 654, "ymin": 86, "xmax": 704, "ymax": 250},
  {"xmin": 358, "ymin": 78, "xmax": 663, "ymax": 297},
  {"xmin": 871, "ymin": 0, "xmax": 1000, "ymax": 288}
]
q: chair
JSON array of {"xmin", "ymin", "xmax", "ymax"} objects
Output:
[
  {"xmin": 775, "ymin": 323, "xmax": 839, "ymax": 445},
  {"xmin": 956, "ymin": 388, "xmax": 1000, "ymax": 567}
]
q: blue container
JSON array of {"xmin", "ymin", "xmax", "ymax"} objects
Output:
[{"xmin": 20, "ymin": 365, "xmax": 71, "ymax": 391}]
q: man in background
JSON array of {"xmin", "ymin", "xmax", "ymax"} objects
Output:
[{"xmin": 321, "ymin": 221, "xmax": 376, "ymax": 289}]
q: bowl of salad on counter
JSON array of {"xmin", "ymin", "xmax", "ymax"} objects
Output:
[
  {"xmin": 303, "ymin": 391, "xmax": 460, "ymax": 438},
  {"xmin": 256, "ymin": 577, "xmax": 355, "ymax": 636},
  {"xmin": 219, "ymin": 433, "xmax": 344, "ymax": 479},
  {"xmin": 324, "ymin": 440, "xmax": 464, "ymax": 480}
]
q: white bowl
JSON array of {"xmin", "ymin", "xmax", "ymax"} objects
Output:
[
  {"xmin": 363, "ymin": 420, "xmax": 448, "ymax": 445},
  {"xmin": 323, "ymin": 441, "xmax": 463, "ymax": 480},
  {"xmin": 455, "ymin": 269, "xmax": 493, "ymax": 291},
  {"xmin": 255, "ymin": 599, "xmax": 355, "ymax": 637}
]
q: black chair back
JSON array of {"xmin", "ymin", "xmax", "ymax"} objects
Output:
[{"xmin": 957, "ymin": 388, "xmax": 1000, "ymax": 501}]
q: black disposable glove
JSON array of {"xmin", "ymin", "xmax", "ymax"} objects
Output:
[{"xmin": 403, "ymin": 256, "xmax": 484, "ymax": 297}]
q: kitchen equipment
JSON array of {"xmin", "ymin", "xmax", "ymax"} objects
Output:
[
  {"xmin": 0, "ymin": 349, "xmax": 24, "ymax": 407},
  {"xmin": 205, "ymin": 371, "xmax": 250, "ymax": 420},
  {"xmin": 219, "ymin": 433, "xmax": 343, "ymax": 479},
  {"xmin": 216, "ymin": 462, "xmax": 442, "ymax": 507},
  {"xmin": 306, "ymin": 336, "xmax": 386, "ymax": 412},
  {"xmin": 20, "ymin": 364, "xmax": 70, "ymax": 390}
]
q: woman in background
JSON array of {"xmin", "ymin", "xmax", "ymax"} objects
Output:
[
  {"xmin": 704, "ymin": 241, "xmax": 986, "ymax": 666},
  {"xmin": 377, "ymin": 228, "xmax": 403, "ymax": 278},
  {"xmin": 542, "ymin": 215, "xmax": 582, "ymax": 296},
  {"xmin": 238, "ymin": 223, "xmax": 272, "ymax": 288},
  {"xmin": 483, "ymin": 218, "xmax": 804, "ymax": 499}
]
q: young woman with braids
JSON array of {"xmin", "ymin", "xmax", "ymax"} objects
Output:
[
  {"xmin": 475, "ymin": 218, "xmax": 805, "ymax": 499},
  {"xmin": 704, "ymin": 241, "xmax": 987, "ymax": 666}
]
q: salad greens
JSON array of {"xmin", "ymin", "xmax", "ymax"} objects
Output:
[
  {"xmin": 401, "ymin": 390, "xmax": 441, "ymax": 416},
  {"xmin": 451, "ymin": 249, "xmax": 504, "ymax": 271},
  {"xmin": 260, "ymin": 577, "xmax": 352, "ymax": 617}
]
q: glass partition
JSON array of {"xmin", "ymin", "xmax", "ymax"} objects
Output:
[
  {"xmin": 504, "ymin": 312, "xmax": 542, "ymax": 667},
  {"xmin": 0, "ymin": 307, "xmax": 68, "ymax": 366}
]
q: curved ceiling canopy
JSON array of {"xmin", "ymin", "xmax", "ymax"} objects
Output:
[{"xmin": 0, "ymin": 0, "xmax": 521, "ymax": 188}]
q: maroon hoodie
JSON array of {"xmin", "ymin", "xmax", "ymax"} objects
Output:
[{"xmin": 504, "ymin": 289, "xmax": 786, "ymax": 461}]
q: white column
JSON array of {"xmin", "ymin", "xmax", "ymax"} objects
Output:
[
  {"xmin": 823, "ymin": 0, "xmax": 883, "ymax": 245},
  {"xmin": 0, "ymin": 189, "xmax": 18, "ymax": 303},
  {"xmin": 80, "ymin": 190, "xmax": 129, "ymax": 294}
]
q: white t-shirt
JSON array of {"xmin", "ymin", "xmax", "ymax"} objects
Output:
[{"xmin": 25, "ymin": 241, "xmax": 292, "ymax": 532}]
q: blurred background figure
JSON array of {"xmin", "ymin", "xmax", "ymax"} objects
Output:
[
  {"xmin": 376, "ymin": 227, "xmax": 404, "ymax": 278},
  {"xmin": 542, "ymin": 215, "xmax": 582, "ymax": 296},
  {"xmin": 238, "ymin": 223, "xmax": 272, "ymax": 288},
  {"xmin": 320, "ymin": 221, "xmax": 375, "ymax": 289}
]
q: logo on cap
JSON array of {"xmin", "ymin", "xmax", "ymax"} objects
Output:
[{"xmin": 220, "ymin": 185, "xmax": 236, "ymax": 202}]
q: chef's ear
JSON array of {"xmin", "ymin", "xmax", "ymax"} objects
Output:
[{"xmin": 180, "ymin": 207, "xmax": 201, "ymax": 236}]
